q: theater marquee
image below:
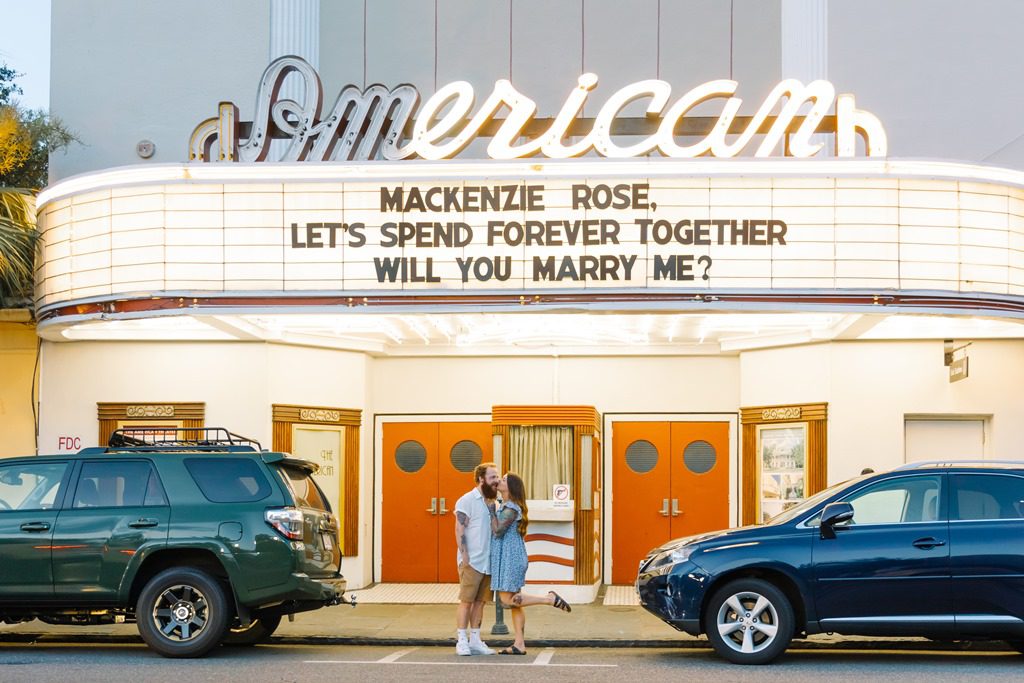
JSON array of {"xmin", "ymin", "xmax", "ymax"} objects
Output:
[{"xmin": 34, "ymin": 160, "xmax": 1024, "ymax": 317}]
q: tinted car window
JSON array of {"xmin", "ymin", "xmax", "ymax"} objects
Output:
[
  {"xmin": 185, "ymin": 458, "xmax": 272, "ymax": 503},
  {"xmin": 842, "ymin": 475, "xmax": 942, "ymax": 525},
  {"xmin": 952, "ymin": 474, "xmax": 1024, "ymax": 520},
  {"xmin": 73, "ymin": 460, "xmax": 166, "ymax": 508},
  {"xmin": 0, "ymin": 462, "xmax": 68, "ymax": 511},
  {"xmin": 277, "ymin": 465, "xmax": 330, "ymax": 511}
]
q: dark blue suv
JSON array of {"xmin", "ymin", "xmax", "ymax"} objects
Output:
[{"xmin": 636, "ymin": 461, "xmax": 1024, "ymax": 664}]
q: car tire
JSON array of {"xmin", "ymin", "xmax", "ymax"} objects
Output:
[
  {"xmin": 223, "ymin": 613, "xmax": 282, "ymax": 646},
  {"xmin": 136, "ymin": 567, "xmax": 231, "ymax": 658},
  {"xmin": 1007, "ymin": 640, "xmax": 1024, "ymax": 655},
  {"xmin": 703, "ymin": 578, "xmax": 795, "ymax": 665}
]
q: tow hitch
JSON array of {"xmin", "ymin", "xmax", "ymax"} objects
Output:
[{"xmin": 331, "ymin": 593, "xmax": 357, "ymax": 607}]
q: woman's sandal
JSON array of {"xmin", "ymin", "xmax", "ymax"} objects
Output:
[
  {"xmin": 499, "ymin": 645, "xmax": 527, "ymax": 655},
  {"xmin": 549, "ymin": 591, "xmax": 572, "ymax": 613}
]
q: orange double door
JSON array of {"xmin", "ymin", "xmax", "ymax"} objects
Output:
[
  {"xmin": 382, "ymin": 422, "xmax": 492, "ymax": 583},
  {"xmin": 612, "ymin": 421, "xmax": 730, "ymax": 584}
]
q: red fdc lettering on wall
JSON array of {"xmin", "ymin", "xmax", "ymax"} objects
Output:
[{"xmin": 58, "ymin": 436, "xmax": 82, "ymax": 451}]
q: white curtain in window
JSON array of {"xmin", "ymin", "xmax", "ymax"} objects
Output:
[{"xmin": 508, "ymin": 425, "xmax": 574, "ymax": 500}]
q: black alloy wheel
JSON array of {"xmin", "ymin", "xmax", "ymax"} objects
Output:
[
  {"xmin": 136, "ymin": 567, "xmax": 230, "ymax": 658},
  {"xmin": 703, "ymin": 578, "xmax": 795, "ymax": 665},
  {"xmin": 223, "ymin": 613, "xmax": 283, "ymax": 646}
]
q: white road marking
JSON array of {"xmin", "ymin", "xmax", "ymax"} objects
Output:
[
  {"xmin": 376, "ymin": 647, "xmax": 417, "ymax": 663},
  {"xmin": 532, "ymin": 648, "xmax": 555, "ymax": 665},
  {"xmin": 303, "ymin": 660, "xmax": 616, "ymax": 668}
]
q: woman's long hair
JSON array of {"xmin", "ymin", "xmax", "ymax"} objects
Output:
[{"xmin": 504, "ymin": 472, "xmax": 529, "ymax": 538}]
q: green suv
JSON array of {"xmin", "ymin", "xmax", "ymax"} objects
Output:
[{"xmin": 0, "ymin": 428, "xmax": 352, "ymax": 657}]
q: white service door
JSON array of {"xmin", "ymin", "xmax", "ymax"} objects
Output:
[{"xmin": 904, "ymin": 419, "xmax": 985, "ymax": 463}]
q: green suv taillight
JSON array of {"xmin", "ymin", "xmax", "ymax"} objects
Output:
[{"xmin": 265, "ymin": 507, "xmax": 304, "ymax": 540}]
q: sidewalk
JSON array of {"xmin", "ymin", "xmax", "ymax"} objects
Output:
[{"xmin": 0, "ymin": 603, "xmax": 1011, "ymax": 651}]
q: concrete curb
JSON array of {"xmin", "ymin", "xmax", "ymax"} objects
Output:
[{"xmin": 0, "ymin": 632, "xmax": 1016, "ymax": 652}]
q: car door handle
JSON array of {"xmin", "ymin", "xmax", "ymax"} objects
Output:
[
  {"xmin": 128, "ymin": 518, "xmax": 159, "ymax": 528},
  {"xmin": 671, "ymin": 499, "xmax": 682, "ymax": 517},
  {"xmin": 659, "ymin": 499, "xmax": 669, "ymax": 516},
  {"xmin": 20, "ymin": 522, "xmax": 50, "ymax": 532},
  {"xmin": 426, "ymin": 497, "xmax": 437, "ymax": 515},
  {"xmin": 439, "ymin": 497, "xmax": 448, "ymax": 515},
  {"xmin": 912, "ymin": 537, "xmax": 946, "ymax": 549}
]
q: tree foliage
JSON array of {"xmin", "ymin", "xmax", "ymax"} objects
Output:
[
  {"xmin": 0, "ymin": 61, "xmax": 79, "ymax": 189},
  {"xmin": 0, "ymin": 188, "xmax": 36, "ymax": 305},
  {"xmin": 0, "ymin": 64, "xmax": 22, "ymax": 105},
  {"xmin": 0, "ymin": 63, "xmax": 77, "ymax": 308},
  {"xmin": 0, "ymin": 107, "xmax": 78, "ymax": 188},
  {"xmin": 0, "ymin": 106, "xmax": 31, "ymax": 175}
]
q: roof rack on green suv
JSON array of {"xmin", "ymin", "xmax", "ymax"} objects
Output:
[
  {"xmin": 87, "ymin": 427, "xmax": 264, "ymax": 452},
  {"xmin": 0, "ymin": 426, "xmax": 354, "ymax": 658}
]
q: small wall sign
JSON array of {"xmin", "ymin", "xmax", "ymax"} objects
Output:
[
  {"xmin": 950, "ymin": 354, "xmax": 969, "ymax": 383},
  {"xmin": 552, "ymin": 483, "xmax": 571, "ymax": 508},
  {"xmin": 945, "ymin": 340, "xmax": 971, "ymax": 383}
]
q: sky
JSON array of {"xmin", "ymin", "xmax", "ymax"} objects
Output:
[{"xmin": 0, "ymin": 0, "xmax": 51, "ymax": 110}]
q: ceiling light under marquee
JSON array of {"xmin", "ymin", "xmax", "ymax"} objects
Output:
[{"xmin": 52, "ymin": 311, "xmax": 1024, "ymax": 350}]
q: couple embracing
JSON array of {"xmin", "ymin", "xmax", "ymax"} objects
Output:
[{"xmin": 454, "ymin": 463, "xmax": 572, "ymax": 656}]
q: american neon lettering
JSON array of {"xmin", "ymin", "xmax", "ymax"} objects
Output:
[{"xmin": 189, "ymin": 56, "xmax": 887, "ymax": 163}]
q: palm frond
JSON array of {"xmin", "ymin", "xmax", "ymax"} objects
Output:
[{"xmin": 0, "ymin": 188, "xmax": 38, "ymax": 303}]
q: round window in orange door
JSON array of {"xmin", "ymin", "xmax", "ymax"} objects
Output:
[
  {"xmin": 449, "ymin": 440, "xmax": 483, "ymax": 473},
  {"xmin": 625, "ymin": 439, "xmax": 659, "ymax": 474},
  {"xmin": 683, "ymin": 440, "xmax": 716, "ymax": 474},
  {"xmin": 395, "ymin": 440, "xmax": 427, "ymax": 473}
]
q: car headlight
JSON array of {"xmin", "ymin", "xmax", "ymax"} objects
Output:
[
  {"xmin": 651, "ymin": 544, "xmax": 696, "ymax": 568},
  {"xmin": 667, "ymin": 548, "xmax": 692, "ymax": 565},
  {"xmin": 667, "ymin": 546, "xmax": 695, "ymax": 564}
]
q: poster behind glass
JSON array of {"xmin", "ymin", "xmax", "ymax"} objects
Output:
[
  {"xmin": 759, "ymin": 424, "xmax": 806, "ymax": 523},
  {"xmin": 292, "ymin": 425, "xmax": 344, "ymax": 521}
]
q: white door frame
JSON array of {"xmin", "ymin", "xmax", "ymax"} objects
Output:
[
  {"xmin": 372, "ymin": 413, "xmax": 491, "ymax": 583},
  {"xmin": 603, "ymin": 412, "xmax": 739, "ymax": 586}
]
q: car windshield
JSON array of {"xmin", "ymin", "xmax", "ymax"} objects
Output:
[{"xmin": 762, "ymin": 475, "xmax": 870, "ymax": 526}]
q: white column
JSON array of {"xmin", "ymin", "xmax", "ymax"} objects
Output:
[
  {"xmin": 781, "ymin": 0, "xmax": 827, "ymax": 82},
  {"xmin": 270, "ymin": 0, "xmax": 320, "ymax": 100},
  {"xmin": 781, "ymin": 0, "xmax": 829, "ymax": 155}
]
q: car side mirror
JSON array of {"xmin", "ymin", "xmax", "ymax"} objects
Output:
[{"xmin": 819, "ymin": 502, "xmax": 854, "ymax": 539}]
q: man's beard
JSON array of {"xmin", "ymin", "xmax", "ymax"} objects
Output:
[{"xmin": 480, "ymin": 482, "xmax": 498, "ymax": 500}]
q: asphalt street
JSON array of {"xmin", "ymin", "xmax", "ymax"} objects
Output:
[{"xmin": 0, "ymin": 643, "xmax": 1020, "ymax": 682}]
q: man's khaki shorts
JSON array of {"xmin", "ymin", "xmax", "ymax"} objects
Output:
[{"xmin": 458, "ymin": 563, "xmax": 491, "ymax": 603}]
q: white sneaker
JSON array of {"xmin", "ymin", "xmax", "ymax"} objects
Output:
[
  {"xmin": 469, "ymin": 640, "xmax": 496, "ymax": 655},
  {"xmin": 456, "ymin": 639, "xmax": 472, "ymax": 656}
]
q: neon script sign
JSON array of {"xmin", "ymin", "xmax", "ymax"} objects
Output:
[{"xmin": 189, "ymin": 56, "xmax": 887, "ymax": 163}]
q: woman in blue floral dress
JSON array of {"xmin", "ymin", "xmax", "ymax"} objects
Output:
[{"xmin": 488, "ymin": 472, "xmax": 571, "ymax": 655}]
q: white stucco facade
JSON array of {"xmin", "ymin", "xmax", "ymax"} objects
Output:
[
  {"xmin": 48, "ymin": 1, "xmax": 1024, "ymax": 180},
  {"xmin": 35, "ymin": 335, "xmax": 1024, "ymax": 588},
  {"xmin": 32, "ymin": 1, "xmax": 1024, "ymax": 590}
]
